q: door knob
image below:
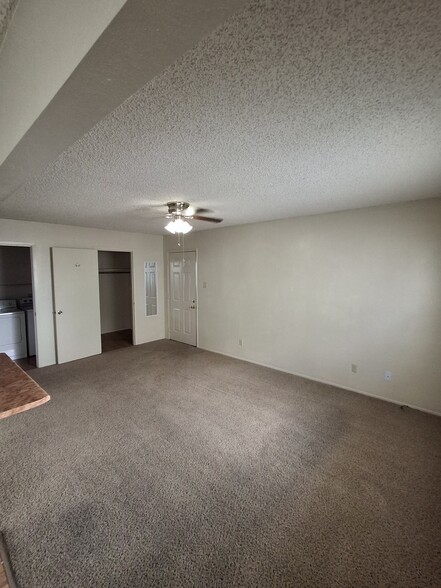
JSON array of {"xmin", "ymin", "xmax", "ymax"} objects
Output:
[
  {"xmin": 190, "ymin": 305, "xmax": 196, "ymax": 309},
  {"xmin": 57, "ymin": 310, "xmax": 63, "ymax": 315}
]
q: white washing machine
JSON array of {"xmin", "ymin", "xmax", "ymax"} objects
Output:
[
  {"xmin": 18, "ymin": 297, "xmax": 36, "ymax": 356},
  {"xmin": 0, "ymin": 299, "xmax": 27, "ymax": 360}
]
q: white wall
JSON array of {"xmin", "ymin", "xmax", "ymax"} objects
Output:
[
  {"xmin": 99, "ymin": 273, "xmax": 132, "ymax": 333},
  {"xmin": 164, "ymin": 198, "xmax": 441, "ymax": 415},
  {"xmin": 0, "ymin": 0, "xmax": 127, "ymax": 165},
  {"xmin": 0, "ymin": 218, "xmax": 164, "ymax": 367}
]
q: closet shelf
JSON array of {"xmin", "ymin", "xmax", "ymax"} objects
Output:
[
  {"xmin": 99, "ymin": 268, "xmax": 131, "ymax": 274},
  {"xmin": 0, "ymin": 282, "xmax": 33, "ymax": 286}
]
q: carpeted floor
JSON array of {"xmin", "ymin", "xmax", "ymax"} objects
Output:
[{"xmin": 0, "ymin": 340, "xmax": 440, "ymax": 587}]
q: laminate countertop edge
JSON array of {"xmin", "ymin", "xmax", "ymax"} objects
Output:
[{"xmin": 0, "ymin": 353, "xmax": 50, "ymax": 419}]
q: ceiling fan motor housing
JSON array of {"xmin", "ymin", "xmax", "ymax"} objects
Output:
[
  {"xmin": 165, "ymin": 201, "xmax": 223, "ymax": 223},
  {"xmin": 167, "ymin": 201, "xmax": 190, "ymax": 215}
]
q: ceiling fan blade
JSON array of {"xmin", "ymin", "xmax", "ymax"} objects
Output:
[
  {"xmin": 192, "ymin": 215, "xmax": 223, "ymax": 223},
  {"xmin": 183, "ymin": 206, "xmax": 213, "ymax": 217}
]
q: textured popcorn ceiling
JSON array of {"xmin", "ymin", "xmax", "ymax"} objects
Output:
[
  {"xmin": 0, "ymin": 0, "xmax": 17, "ymax": 51},
  {"xmin": 1, "ymin": 0, "xmax": 441, "ymax": 233}
]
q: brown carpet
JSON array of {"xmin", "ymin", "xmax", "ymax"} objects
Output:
[
  {"xmin": 0, "ymin": 339, "xmax": 440, "ymax": 587},
  {"xmin": 101, "ymin": 329, "xmax": 133, "ymax": 353}
]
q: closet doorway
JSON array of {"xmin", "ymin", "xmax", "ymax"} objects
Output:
[
  {"xmin": 0, "ymin": 244, "xmax": 37, "ymax": 371},
  {"xmin": 98, "ymin": 251, "xmax": 133, "ymax": 352}
]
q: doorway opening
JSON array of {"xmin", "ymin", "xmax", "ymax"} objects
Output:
[
  {"xmin": 0, "ymin": 245, "xmax": 37, "ymax": 371},
  {"xmin": 98, "ymin": 251, "xmax": 133, "ymax": 352}
]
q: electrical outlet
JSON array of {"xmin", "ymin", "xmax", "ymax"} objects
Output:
[
  {"xmin": 384, "ymin": 371, "xmax": 392, "ymax": 381},
  {"xmin": 351, "ymin": 363, "xmax": 358, "ymax": 374},
  {"xmin": 203, "ymin": 282, "xmax": 207, "ymax": 289},
  {"xmin": 239, "ymin": 339, "xmax": 243, "ymax": 347}
]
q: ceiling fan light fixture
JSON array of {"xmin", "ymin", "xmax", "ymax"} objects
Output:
[{"xmin": 165, "ymin": 218, "xmax": 192, "ymax": 234}]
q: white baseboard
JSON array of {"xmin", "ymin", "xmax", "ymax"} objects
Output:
[{"xmin": 197, "ymin": 345, "xmax": 441, "ymax": 418}]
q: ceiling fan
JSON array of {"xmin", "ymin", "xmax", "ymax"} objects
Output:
[{"xmin": 164, "ymin": 201, "xmax": 223, "ymax": 234}]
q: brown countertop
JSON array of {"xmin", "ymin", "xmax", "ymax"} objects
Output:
[{"xmin": 0, "ymin": 353, "xmax": 50, "ymax": 419}]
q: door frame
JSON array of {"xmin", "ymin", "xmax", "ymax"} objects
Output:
[
  {"xmin": 97, "ymin": 249, "xmax": 136, "ymax": 346},
  {"xmin": 0, "ymin": 241, "xmax": 39, "ymax": 367},
  {"xmin": 167, "ymin": 249, "xmax": 198, "ymax": 346}
]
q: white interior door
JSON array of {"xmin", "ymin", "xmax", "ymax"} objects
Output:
[
  {"xmin": 52, "ymin": 247, "xmax": 101, "ymax": 363},
  {"xmin": 168, "ymin": 251, "xmax": 197, "ymax": 346}
]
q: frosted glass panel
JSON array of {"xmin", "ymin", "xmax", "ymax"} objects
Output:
[{"xmin": 144, "ymin": 261, "xmax": 158, "ymax": 316}]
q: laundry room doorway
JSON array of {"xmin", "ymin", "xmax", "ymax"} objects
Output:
[
  {"xmin": 98, "ymin": 251, "xmax": 133, "ymax": 352},
  {"xmin": 0, "ymin": 244, "xmax": 37, "ymax": 371}
]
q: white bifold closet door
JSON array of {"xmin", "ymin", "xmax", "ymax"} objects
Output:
[{"xmin": 52, "ymin": 247, "xmax": 102, "ymax": 364}]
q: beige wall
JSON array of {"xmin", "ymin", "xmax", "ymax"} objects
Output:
[
  {"xmin": 164, "ymin": 198, "xmax": 441, "ymax": 415},
  {"xmin": 0, "ymin": 218, "xmax": 164, "ymax": 367}
]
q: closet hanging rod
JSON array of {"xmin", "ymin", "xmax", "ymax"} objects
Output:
[{"xmin": 99, "ymin": 268, "xmax": 131, "ymax": 274}]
